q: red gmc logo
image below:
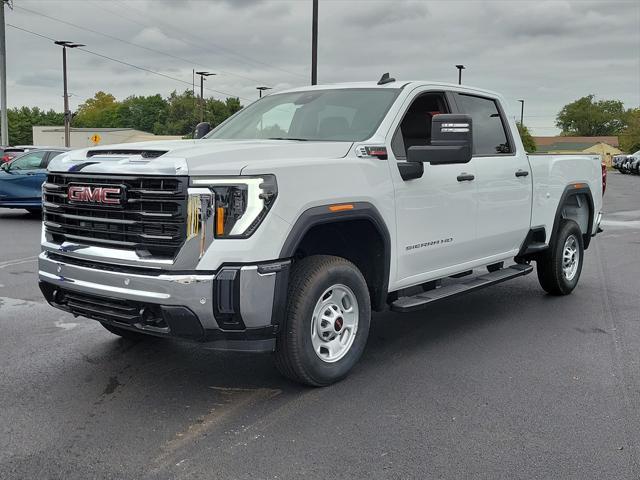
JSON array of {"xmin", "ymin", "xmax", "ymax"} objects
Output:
[{"xmin": 68, "ymin": 185, "xmax": 123, "ymax": 205}]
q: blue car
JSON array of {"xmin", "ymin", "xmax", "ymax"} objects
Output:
[{"xmin": 0, "ymin": 148, "xmax": 68, "ymax": 213}]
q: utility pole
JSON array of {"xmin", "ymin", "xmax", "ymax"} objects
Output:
[
  {"xmin": 456, "ymin": 64, "xmax": 465, "ymax": 85},
  {"xmin": 54, "ymin": 40, "xmax": 84, "ymax": 148},
  {"xmin": 256, "ymin": 86, "xmax": 271, "ymax": 98},
  {"xmin": 195, "ymin": 71, "xmax": 215, "ymax": 122},
  {"xmin": 518, "ymin": 99, "xmax": 525, "ymax": 125},
  {"xmin": 311, "ymin": 0, "xmax": 318, "ymax": 85},
  {"xmin": 0, "ymin": 0, "xmax": 10, "ymax": 146}
]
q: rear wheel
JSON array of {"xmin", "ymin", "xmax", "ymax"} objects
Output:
[
  {"xmin": 100, "ymin": 322, "xmax": 152, "ymax": 341},
  {"xmin": 275, "ymin": 255, "xmax": 371, "ymax": 386},
  {"xmin": 536, "ymin": 219, "xmax": 584, "ymax": 295}
]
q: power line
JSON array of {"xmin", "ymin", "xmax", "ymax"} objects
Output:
[
  {"xmin": 6, "ymin": 23, "xmax": 252, "ymax": 101},
  {"xmin": 112, "ymin": 0, "xmax": 307, "ymax": 80},
  {"xmin": 12, "ymin": 4, "xmax": 268, "ymax": 87}
]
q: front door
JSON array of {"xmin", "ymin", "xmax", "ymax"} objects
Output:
[
  {"xmin": 389, "ymin": 89, "xmax": 478, "ymax": 289},
  {"xmin": 452, "ymin": 93, "xmax": 532, "ymax": 257}
]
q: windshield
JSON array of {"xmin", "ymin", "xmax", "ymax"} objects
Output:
[{"xmin": 206, "ymin": 88, "xmax": 400, "ymax": 142}]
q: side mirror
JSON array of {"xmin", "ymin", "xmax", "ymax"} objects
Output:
[
  {"xmin": 194, "ymin": 122, "xmax": 212, "ymax": 139},
  {"xmin": 1, "ymin": 162, "xmax": 9, "ymax": 171},
  {"xmin": 407, "ymin": 114, "xmax": 473, "ymax": 165}
]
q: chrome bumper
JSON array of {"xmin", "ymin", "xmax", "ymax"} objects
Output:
[{"xmin": 38, "ymin": 252, "xmax": 289, "ymax": 348}]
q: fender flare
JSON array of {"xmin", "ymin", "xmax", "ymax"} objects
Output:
[
  {"xmin": 279, "ymin": 202, "xmax": 391, "ymax": 310},
  {"xmin": 550, "ymin": 184, "xmax": 595, "ymax": 250}
]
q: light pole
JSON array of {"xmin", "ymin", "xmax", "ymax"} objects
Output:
[
  {"xmin": 195, "ymin": 71, "xmax": 215, "ymax": 122},
  {"xmin": 256, "ymin": 86, "xmax": 272, "ymax": 98},
  {"xmin": 518, "ymin": 99, "xmax": 525, "ymax": 126},
  {"xmin": 54, "ymin": 40, "xmax": 84, "ymax": 148},
  {"xmin": 311, "ymin": 0, "xmax": 318, "ymax": 85},
  {"xmin": 456, "ymin": 64, "xmax": 465, "ymax": 85},
  {"xmin": 0, "ymin": 0, "xmax": 9, "ymax": 146}
]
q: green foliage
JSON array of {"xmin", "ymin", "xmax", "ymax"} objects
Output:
[
  {"xmin": 517, "ymin": 122, "xmax": 536, "ymax": 153},
  {"xmin": 0, "ymin": 90, "xmax": 244, "ymax": 145},
  {"xmin": 556, "ymin": 94, "xmax": 630, "ymax": 136},
  {"xmin": 4, "ymin": 107, "xmax": 64, "ymax": 145},
  {"xmin": 118, "ymin": 94, "xmax": 168, "ymax": 134},
  {"xmin": 619, "ymin": 108, "xmax": 640, "ymax": 153},
  {"xmin": 74, "ymin": 91, "xmax": 121, "ymax": 128}
]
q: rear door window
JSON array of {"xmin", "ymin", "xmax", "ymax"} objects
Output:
[{"xmin": 454, "ymin": 94, "xmax": 512, "ymax": 155}]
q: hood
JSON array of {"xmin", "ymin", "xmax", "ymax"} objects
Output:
[{"xmin": 48, "ymin": 139, "xmax": 353, "ymax": 176}]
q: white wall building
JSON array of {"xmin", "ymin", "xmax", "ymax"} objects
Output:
[{"xmin": 32, "ymin": 127, "xmax": 182, "ymax": 148}]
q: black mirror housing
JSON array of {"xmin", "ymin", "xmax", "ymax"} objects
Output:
[
  {"xmin": 407, "ymin": 114, "xmax": 473, "ymax": 165},
  {"xmin": 194, "ymin": 122, "xmax": 212, "ymax": 139}
]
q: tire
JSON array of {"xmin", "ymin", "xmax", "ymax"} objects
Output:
[
  {"xmin": 100, "ymin": 322, "xmax": 152, "ymax": 341},
  {"xmin": 274, "ymin": 255, "xmax": 371, "ymax": 387},
  {"xmin": 536, "ymin": 219, "xmax": 584, "ymax": 295}
]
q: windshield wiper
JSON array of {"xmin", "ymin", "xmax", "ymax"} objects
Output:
[{"xmin": 266, "ymin": 137, "xmax": 309, "ymax": 141}]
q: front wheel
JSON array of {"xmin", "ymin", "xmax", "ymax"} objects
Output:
[
  {"xmin": 536, "ymin": 219, "xmax": 584, "ymax": 295},
  {"xmin": 275, "ymin": 255, "xmax": 371, "ymax": 386}
]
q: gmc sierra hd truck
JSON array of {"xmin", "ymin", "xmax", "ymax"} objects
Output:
[{"xmin": 39, "ymin": 77, "xmax": 604, "ymax": 386}]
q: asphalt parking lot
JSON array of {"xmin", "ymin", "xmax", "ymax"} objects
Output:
[{"xmin": 0, "ymin": 171, "xmax": 639, "ymax": 480}]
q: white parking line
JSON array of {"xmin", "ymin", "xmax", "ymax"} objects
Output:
[{"xmin": 0, "ymin": 256, "xmax": 38, "ymax": 269}]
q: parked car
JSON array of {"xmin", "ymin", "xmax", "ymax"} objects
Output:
[
  {"xmin": 628, "ymin": 150, "xmax": 640, "ymax": 174},
  {"xmin": 1, "ymin": 145, "xmax": 64, "ymax": 163},
  {"xmin": 612, "ymin": 153, "xmax": 629, "ymax": 172},
  {"xmin": 39, "ymin": 79, "xmax": 604, "ymax": 386},
  {"xmin": 0, "ymin": 148, "xmax": 69, "ymax": 213}
]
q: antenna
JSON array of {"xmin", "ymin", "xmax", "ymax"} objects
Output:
[{"xmin": 377, "ymin": 73, "xmax": 395, "ymax": 85}]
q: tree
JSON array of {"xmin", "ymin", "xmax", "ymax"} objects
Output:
[
  {"xmin": 556, "ymin": 95, "xmax": 629, "ymax": 136},
  {"xmin": 161, "ymin": 90, "xmax": 199, "ymax": 136},
  {"xmin": 517, "ymin": 122, "xmax": 536, "ymax": 153},
  {"xmin": 74, "ymin": 91, "xmax": 121, "ymax": 128},
  {"xmin": 118, "ymin": 94, "xmax": 168, "ymax": 134},
  {"xmin": 0, "ymin": 90, "xmax": 243, "ymax": 145},
  {"xmin": 3, "ymin": 107, "xmax": 64, "ymax": 145},
  {"xmin": 619, "ymin": 108, "xmax": 640, "ymax": 153}
]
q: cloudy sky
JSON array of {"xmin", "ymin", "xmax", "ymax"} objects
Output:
[{"xmin": 5, "ymin": 0, "xmax": 640, "ymax": 135}]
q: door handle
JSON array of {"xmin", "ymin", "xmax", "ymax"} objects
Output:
[
  {"xmin": 515, "ymin": 169, "xmax": 529, "ymax": 177},
  {"xmin": 457, "ymin": 173, "xmax": 475, "ymax": 182}
]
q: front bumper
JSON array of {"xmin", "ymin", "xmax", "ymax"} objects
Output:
[{"xmin": 38, "ymin": 251, "xmax": 289, "ymax": 352}]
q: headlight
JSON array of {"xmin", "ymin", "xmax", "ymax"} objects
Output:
[{"xmin": 190, "ymin": 175, "xmax": 277, "ymax": 238}]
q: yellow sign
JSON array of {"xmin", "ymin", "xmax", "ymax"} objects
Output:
[{"xmin": 90, "ymin": 134, "xmax": 101, "ymax": 144}]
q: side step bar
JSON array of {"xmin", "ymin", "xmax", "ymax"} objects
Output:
[{"xmin": 391, "ymin": 264, "xmax": 533, "ymax": 313}]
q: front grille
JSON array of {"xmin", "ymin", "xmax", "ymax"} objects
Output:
[
  {"xmin": 62, "ymin": 289, "xmax": 143, "ymax": 324},
  {"xmin": 43, "ymin": 174, "xmax": 188, "ymax": 258},
  {"xmin": 50, "ymin": 287, "xmax": 168, "ymax": 330}
]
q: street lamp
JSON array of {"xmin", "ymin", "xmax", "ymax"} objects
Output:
[
  {"xmin": 456, "ymin": 64, "xmax": 465, "ymax": 85},
  {"xmin": 195, "ymin": 71, "xmax": 215, "ymax": 122},
  {"xmin": 518, "ymin": 99, "xmax": 525, "ymax": 126},
  {"xmin": 311, "ymin": 0, "xmax": 318, "ymax": 85},
  {"xmin": 256, "ymin": 86, "xmax": 272, "ymax": 98},
  {"xmin": 54, "ymin": 40, "xmax": 85, "ymax": 148}
]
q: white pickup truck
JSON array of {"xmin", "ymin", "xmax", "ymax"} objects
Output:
[{"xmin": 39, "ymin": 77, "xmax": 604, "ymax": 386}]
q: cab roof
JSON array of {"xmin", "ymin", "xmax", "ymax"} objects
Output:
[{"xmin": 276, "ymin": 81, "xmax": 503, "ymax": 100}]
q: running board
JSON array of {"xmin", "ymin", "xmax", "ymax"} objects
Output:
[{"xmin": 391, "ymin": 264, "xmax": 533, "ymax": 313}]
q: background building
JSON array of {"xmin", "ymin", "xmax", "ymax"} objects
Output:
[
  {"xmin": 32, "ymin": 127, "xmax": 182, "ymax": 148},
  {"xmin": 533, "ymin": 136, "xmax": 622, "ymax": 166}
]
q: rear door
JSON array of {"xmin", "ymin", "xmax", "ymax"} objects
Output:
[{"xmin": 452, "ymin": 93, "xmax": 532, "ymax": 258}]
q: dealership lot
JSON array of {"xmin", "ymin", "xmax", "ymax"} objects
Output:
[{"xmin": 0, "ymin": 171, "xmax": 639, "ymax": 479}]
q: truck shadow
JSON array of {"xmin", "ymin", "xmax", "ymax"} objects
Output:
[{"xmin": 80, "ymin": 275, "xmax": 545, "ymax": 396}]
